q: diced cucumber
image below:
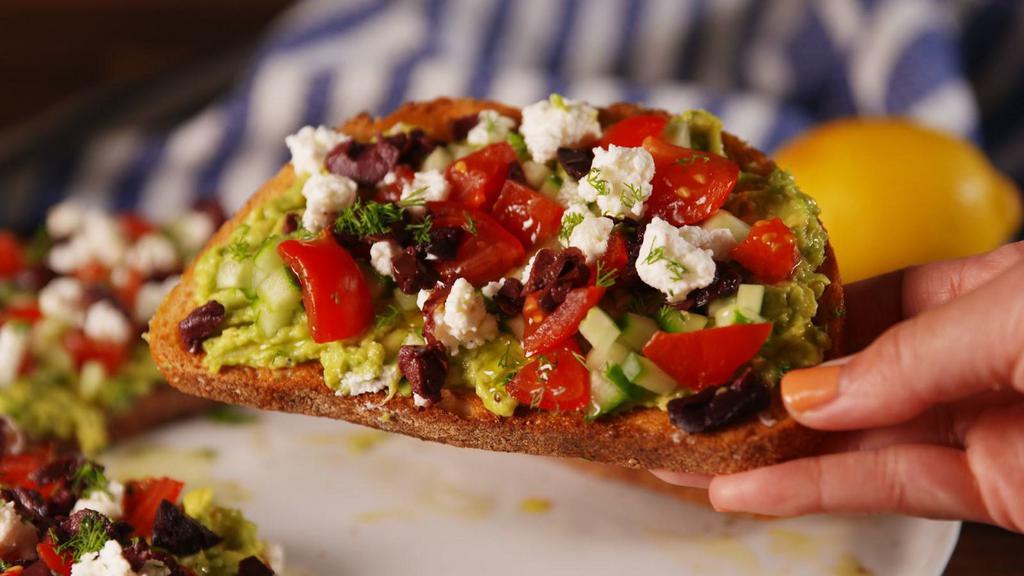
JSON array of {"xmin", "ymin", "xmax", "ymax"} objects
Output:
[
  {"xmin": 656, "ymin": 308, "xmax": 708, "ymax": 333},
  {"xmin": 522, "ymin": 161, "xmax": 552, "ymax": 190},
  {"xmin": 421, "ymin": 146, "xmax": 454, "ymax": 172},
  {"xmin": 586, "ymin": 370, "xmax": 630, "ymax": 420},
  {"xmin": 621, "ymin": 352, "xmax": 678, "ymax": 395},
  {"xmin": 393, "ymin": 289, "xmax": 419, "ymax": 311},
  {"xmin": 736, "ymin": 284, "xmax": 765, "ymax": 315},
  {"xmin": 252, "ymin": 237, "xmax": 286, "ymax": 288},
  {"xmin": 617, "ymin": 312, "xmax": 659, "ymax": 351},
  {"xmin": 256, "ymin": 303, "xmax": 295, "ymax": 338},
  {"xmin": 380, "ymin": 328, "xmax": 410, "ymax": 357},
  {"xmin": 578, "ymin": 307, "xmax": 620, "ymax": 354},
  {"xmin": 585, "ymin": 341, "xmax": 630, "ymax": 373},
  {"xmin": 216, "ymin": 256, "xmax": 253, "ymax": 290},
  {"xmin": 255, "ymin": 267, "xmax": 301, "ymax": 337},
  {"xmin": 539, "ymin": 173, "xmax": 562, "ymax": 198},
  {"xmin": 449, "ymin": 143, "xmax": 475, "ymax": 160},
  {"xmin": 712, "ymin": 304, "xmax": 765, "ymax": 327},
  {"xmin": 702, "ymin": 209, "xmax": 751, "ymax": 243}
]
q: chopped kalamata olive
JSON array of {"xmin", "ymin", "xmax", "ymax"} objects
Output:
[
  {"xmin": 28, "ymin": 455, "xmax": 82, "ymax": 489},
  {"xmin": 123, "ymin": 539, "xmax": 189, "ymax": 576},
  {"xmin": 3, "ymin": 487, "xmax": 49, "ymax": 528},
  {"xmin": 238, "ymin": 556, "xmax": 276, "ymax": 576},
  {"xmin": 398, "ymin": 344, "xmax": 449, "ymax": 405},
  {"xmin": 282, "ymin": 213, "xmax": 300, "ymax": 234},
  {"xmin": 667, "ymin": 368, "xmax": 771, "ymax": 433},
  {"xmin": 674, "ymin": 263, "xmax": 742, "ymax": 312},
  {"xmin": 557, "ymin": 147, "xmax": 594, "ymax": 181},
  {"xmin": 493, "ymin": 277, "xmax": 525, "ymax": 316},
  {"xmin": 507, "ymin": 161, "xmax": 526, "ymax": 184},
  {"xmin": 325, "ymin": 140, "xmax": 401, "ymax": 186},
  {"xmin": 450, "ymin": 114, "xmax": 480, "ymax": 141},
  {"xmin": 179, "ymin": 301, "xmax": 226, "ymax": 354},
  {"xmin": 384, "ymin": 128, "xmax": 437, "ymax": 167},
  {"xmin": 152, "ymin": 500, "xmax": 223, "ymax": 556},
  {"xmin": 61, "ymin": 509, "xmax": 116, "ymax": 542},
  {"xmin": 424, "ymin": 226, "xmax": 463, "ymax": 260},
  {"xmin": 392, "ymin": 247, "xmax": 440, "ymax": 295},
  {"xmin": 525, "ymin": 248, "xmax": 591, "ymax": 312},
  {"xmin": 21, "ymin": 562, "xmax": 52, "ymax": 576}
]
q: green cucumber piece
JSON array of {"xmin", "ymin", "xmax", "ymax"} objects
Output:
[
  {"xmin": 255, "ymin": 267, "xmax": 301, "ymax": 337},
  {"xmin": 522, "ymin": 161, "xmax": 552, "ymax": 190},
  {"xmin": 578, "ymin": 307, "xmax": 620, "ymax": 354},
  {"xmin": 539, "ymin": 173, "xmax": 563, "ymax": 198},
  {"xmin": 585, "ymin": 341, "xmax": 630, "ymax": 373},
  {"xmin": 621, "ymin": 352, "xmax": 678, "ymax": 395},
  {"xmin": 421, "ymin": 147, "xmax": 453, "ymax": 172},
  {"xmin": 736, "ymin": 284, "xmax": 765, "ymax": 315},
  {"xmin": 393, "ymin": 288, "xmax": 419, "ymax": 311},
  {"xmin": 709, "ymin": 287, "xmax": 765, "ymax": 327},
  {"xmin": 701, "ymin": 209, "xmax": 751, "ymax": 243},
  {"xmin": 586, "ymin": 370, "xmax": 629, "ymax": 420},
  {"xmin": 656, "ymin": 308, "xmax": 708, "ymax": 333},
  {"xmin": 617, "ymin": 312, "xmax": 659, "ymax": 351},
  {"xmin": 252, "ymin": 236, "xmax": 286, "ymax": 288},
  {"xmin": 216, "ymin": 256, "xmax": 253, "ymax": 290}
]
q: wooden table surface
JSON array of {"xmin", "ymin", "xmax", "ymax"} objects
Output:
[{"xmin": 1, "ymin": 3, "xmax": 1020, "ymax": 574}]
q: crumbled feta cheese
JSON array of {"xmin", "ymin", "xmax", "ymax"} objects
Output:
[
  {"xmin": 172, "ymin": 211, "xmax": 216, "ymax": 254},
  {"xmin": 339, "ymin": 363, "xmax": 399, "ymax": 396},
  {"xmin": 0, "ymin": 323, "xmax": 30, "ymax": 387},
  {"xmin": 0, "ymin": 501, "xmax": 37, "ymax": 561},
  {"xmin": 556, "ymin": 178, "xmax": 584, "ymax": 206},
  {"xmin": 416, "ymin": 288, "xmax": 433, "ymax": 310},
  {"xmin": 39, "ymin": 277, "xmax": 86, "ymax": 325},
  {"xmin": 285, "ymin": 125, "xmax": 350, "ymax": 176},
  {"xmin": 481, "ymin": 278, "xmax": 506, "ymax": 299},
  {"xmin": 71, "ymin": 539, "xmax": 135, "ymax": 576},
  {"xmin": 635, "ymin": 217, "xmax": 717, "ymax": 303},
  {"xmin": 301, "ymin": 172, "xmax": 358, "ymax": 233},
  {"xmin": 134, "ymin": 276, "xmax": 180, "ymax": 323},
  {"xmin": 520, "ymin": 95, "xmax": 602, "ymax": 163},
  {"xmin": 72, "ymin": 481, "xmax": 125, "ymax": 519},
  {"xmin": 518, "ymin": 253, "xmax": 538, "ymax": 283},
  {"xmin": 576, "ymin": 145, "xmax": 654, "ymax": 220},
  {"xmin": 413, "ymin": 393, "xmax": 431, "ymax": 408},
  {"xmin": 83, "ymin": 301, "xmax": 133, "ymax": 345},
  {"xmin": 467, "ymin": 109, "xmax": 518, "ymax": 146},
  {"xmin": 48, "ymin": 211, "xmax": 128, "ymax": 273},
  {"xmin": 125, "ymin": 233, "xmax": 180, "ymax": 277},
  {"xmin": 678, "ymin": 226, "xmax": 738, "ymax": 261},
  {"xmin": 400, "ymin": 170, "xmax": 449, "ymax": 211},
  {"xmin": 47, "ymin": 201, "xmax": 85, "ymax": 239},
  {"xmin": 431, "ymin": 278, "xmax": 498, "ymax": 354},
  {"xmin": 369, "ymin": 240, "xmax": 400, "ymax": 278},
  {"xmin": 559, "ymin": 205, "xmax": 613, "ymax": 264}
]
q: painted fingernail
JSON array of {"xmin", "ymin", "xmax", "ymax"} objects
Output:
[{"xmin": 781, "ymin": 365, "xmax": 842, "ymax": 413}]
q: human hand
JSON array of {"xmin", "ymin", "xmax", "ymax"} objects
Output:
[{"xmin": 657, "ymin": 242, "xmax": 1024, "ymax": 532}]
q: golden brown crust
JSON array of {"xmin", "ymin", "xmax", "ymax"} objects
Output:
[
  {"xmin": 149, "ymin": 98, "xmax": 843, "ymax": 474},
  {"xmin": 106, "ymin": 387, "xmax": 215, "ymax": 443}
]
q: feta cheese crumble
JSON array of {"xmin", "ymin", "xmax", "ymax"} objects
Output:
[
  {"xmin": 339, "ymin": 363, "xmax": 399, "ymax": 396},
  {"xmin": 520, "ymin": 94, "xmax": 602, "ymax": 163},
  {"xmin": 678, "ymin": 226, "xmax": 738, "ymax": 261},
  {"xmin": 46, "ymin": 201, "xmax": 85, "ymax": 239},
  {"xmin": 431, "ymin": 278, "xmax": 498, "ymax": 354},
  {"xmin": 48, "ymin": 211, "xmax": 127, "ymax": 273},
  {"xmin": 39, "ymin": 277, "xmax": 86, "ymax": 326},
  {"xmin": 369, "ymin": 240, "xmax": 401, "ymax": 278},
  {"xmin": 559, "ymin": 205, "xmax": 613, "ymax": 264},
  {"xmin": 635, "ymin": 217, "xmax": 717, "ymax": 303},
  {"xmin": 171, "ymin": 210, "xmax": 216, "ymax": 254},
  {"xmin": 125, "ymin": 233, "xmax": 180, "ymax": 277},
  {"xmin": 72, "ymin": 481, "xmax": 125, "ymax": 519},
  {"xmin": 576, "ymin": 145, "xmax": 654, "ymax": 220},
  {"xmin": 0, "ymin": 323, "xmax": 29, "ymax": 387},
  {"xmin": 134, "ymin": 276, "xmax": 180, "ymax": 323},
  {"xmin": 71, "ymin": 539, "xmax": 135, "ymax": 576},
  {"xmin": 285, "ymin": 125, "xmax": 350, "ymax": 176},
  {"xmin": 467, "ymin": 109, "xmax": 518, "ymax": 146},
  {"xmin": 481, "ymin": 278, "xmax": 506, "ymax": 299},
  {"xmin": 400, "ymin": 169, "xmax": 449, "ymax": 211},
  {"xmin": 0, "ymin": 501, "xmax": 37, "ymax": 561},
  {"xmin": 301, "ymin": 171, "xmax": 358, "ymax": 233},
  {"xmin": 83, "ymin": 301, "xmax": 133, "ymax": 345}
]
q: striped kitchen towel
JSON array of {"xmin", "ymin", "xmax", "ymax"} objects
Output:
[{"xmin": 2, "ymin": 0, "xmax": 1022, "ymax": 230}]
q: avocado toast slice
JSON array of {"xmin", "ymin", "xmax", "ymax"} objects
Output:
[{"xmin": 149, "ymin": 97, "xmax": 843, "ymax": 474}]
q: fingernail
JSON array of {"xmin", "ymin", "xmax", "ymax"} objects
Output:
[{"xmin": 782, "ymin": 365, "xmax": 842, "ymax": 413}]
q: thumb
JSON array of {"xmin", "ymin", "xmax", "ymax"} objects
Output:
[{"xmin": 781, "ymin": 259, "xmax": 1024, "ymax": 431}]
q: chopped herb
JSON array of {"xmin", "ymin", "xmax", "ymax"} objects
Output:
[
  {"xmin": 620, "ymin": 183, "xmax": 645, "ymax": 209},
  {"xmin": 407, "ymin": 216, "xmax": 433, "ymax": 246},
  {"xmin": 335, "ymin": 200, "xmax": 404, "ymax": 238},
  {"xmin": 549, "ymin": 93, "xmax": 567, "ymax": 110},
  {"xmin": 507, "ymin": 132, "xmax": 528, "ymax": 159},
  {"xmin": 398, "ymin": 186, "xmax": 427, "ymax": 208},
  {"xmin": 375, "ymin": 305, "xmax": 401, "ymax": 330},
  {"xmin": 56, "ymin": 515, "xmax": 108, "ymax": 562},
  {"xmin": 644, "ymin": 247, "xmax": 688, "ymax": 282},
  {"xmin": 559, "ymin": 212, "xmax": 585, "ymax": 242},
  {"xmin": 70, "ymin": 462, "xmax": 109, "ymax": 496},
  {"xmin": 224, "ymin": 227, "xmax": 256, "ymax": 260},
  {"xmin": 497, "ymin": 342, "xmax": 519, "ymax": 370},
  {"xmin": 676, "ymin": 153, "xmax": 710, "ymax": 167},
  {"xmin": 463, "ymin": 212, "xmax": 478, "ymax": 235},
  {"xmin": 571, "ymin": 351, "xmax": 587, "ymax": 368},
  {"xmin": 585, "ymin": 168, "xmax": 610, "ymax": 196},
  {"xmin": 595, "ymin": 261, "xmax": 618, "ymax": 288}
]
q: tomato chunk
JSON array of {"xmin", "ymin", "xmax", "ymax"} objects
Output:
[
  {"xmin": 278, "ymin": 235, "xmax": 373, "ymax": 343},
  {"xmin": 523, "ymin": 286, "xmax": 604, "ymax": 356},
  {"xmin": 490, "ymin": 180, "xmax": 564, "ymax": 248},
  {"xmin": 429, "ymin": 202, "xmax": 525, "ymax": 285},
  {"xmin": 63, "ymin": 331, "xmax": 129, "ymax": 374},
  {"xmin": 731, "ymin": 217, "xmax": 799, "ymax": 284},
  {"xmin": 642, "ymin": 323, "xmax": 772, "ymax": 392},
  {"xmin": 642, "ymin": 136, "xmax": 739, "ymax": 226},
  {"xmin": 36, "ymin": 542, "xmax": 71, "ymax": 576},
  {"xmin": 0, "ymin": 448, "xmax": 53, "ymax": 491},
  {"xmin": 600, "ymin": 114, "xmax": 668, "ymax": 148},
  {"xmin": 123, "ymin": 477, "xmax": 184, "ymax": 537},
  {"xmin": 1, "ymin": 303, "xmax": 42, "ymax": 326},
  {"xmin": 0, "ymin": 233, "xmax": 24, "ymax": 279},
  {"xmin": 445, "ymin": 142, "xmax": 518, "ymax": 211},
  {"xmin": 118, "ymin": 213, "xmax": 155, "ymax": 242},
  {"xmin": 507, "ymin": 341, "xmax": 590, "ymax": 411},
  {"xmin": 594, "ymin": 230, "xmax": 629, "ymax": 278}
]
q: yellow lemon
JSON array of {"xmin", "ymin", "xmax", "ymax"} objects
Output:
[{"xmin": 775, "ymin": 119, "xmax": 1021, "ymax": 283}]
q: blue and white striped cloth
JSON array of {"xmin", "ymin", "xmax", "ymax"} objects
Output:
[{"xmin": 4, "ymin": 0, "xmax": 1024, "ymax": 231}]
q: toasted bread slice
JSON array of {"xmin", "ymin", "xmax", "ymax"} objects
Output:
[
  {"xmin": 150, "ymin": 98, "xmax": 843, "ymax": 474},
  {"xmin": 106, "ymin": 387, "xmax": 215, "ymax": 443}
]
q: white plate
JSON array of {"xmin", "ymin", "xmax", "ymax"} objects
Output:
[{"xmin": 99, "ymin": 411, "xmax": 960, "ymax": 576}]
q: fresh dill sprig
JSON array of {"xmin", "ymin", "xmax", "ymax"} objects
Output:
[
  {"xmin": 224, "ymin": 226, "xmax": 256, "ymax": 260},
  {"xmin": 334, "ymin": 200, "xmax": 404, "ymax": 238},
  {"xmin": 407, "ymin": 216, "xmax": 433, "ymax": 246},
  {"xmin": 584, "ymin": 168, "xmax": 610, "ymax": 196},
  {"xmin": 398, "ymin": 187, "xmax": 428, "ymax": 208},
  {"xmin": 506, "ymin": 132, "xmax": 528, "ymax": 159},
  {"xmin": 56, "ymin": 515, "xmax": 108, "ymax": 562},
  {"xmin": 70, "ymin": 462, "xmax": 109, "ymax": 496},
  {"xmin": 374, "ymin": 305, "xmax": 401, "ymax": 330},
  {"xmin": 595, "ymin": 261, "xmax": 618, "ymax": 288},
  {"xmin": 559, "ymin": 212, "xmax": 585, "ymax": 242},
  {"xmin": 570, "ymin": 351, "xmax": 587, "ymax": 368},
  {"xmin": 644, "ymin": 247, "xmax": 688, "ymax": 282},
  {"xmin": 463, "ymin": 212, "xmax": 478, "ymax": 235},
  {"xmin": 620, "ymin": 183, "xmax": 646, "ymax": 210}
]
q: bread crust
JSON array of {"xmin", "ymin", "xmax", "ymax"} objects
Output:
[
  {"xmin": 106, "ymin": 387, "xmax": 215, "ymax": 443},
  {"xmin": 149, "ymin": 98, "xmax": 843, "ymax": 474}
]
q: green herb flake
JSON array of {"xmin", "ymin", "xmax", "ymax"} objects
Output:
[
  {"xmin": 56, "ymin": 515, "xmax": 109, "ymax": 562},
  {"xmin": 70, "ymin": 462, "xmax": 109, "ymax": 496},
  {"xmin": 407, "ymin": 216, "xmax": 433, "ymax": 246},
  {"xmin": 334, "ymin": 200, "xmax": 404, "ymax": 238},
  {"xmin": 595, "ymin": 261, "xmax": 618, "ymax": 288},
  {"xmin": 559, "ymin": 212, "xmax": 585, "ymax": 242}
]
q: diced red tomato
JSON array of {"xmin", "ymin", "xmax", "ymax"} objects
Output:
[
  {"xmin": 600, "ymin": 114, "xmax": 668, "ymax": 148},
  {"xmin": 0, "ymin": 233, "xmax": 24, "ymax": 279},
  {"xmin": 490, "ymin": 180, "xmax": 564, "ymax": 248},
  {"xmin": 123, "ymin": 477, "xmax": 184, "ymax": 538},
  {"xmin": 731, "ymin": 218, "xmax": 799, "ymax": 284},
  {"xmin": 36, "ymin": 542, "xmax": 71, "ymax": 576},
  {"xmin": 74, "ymin": 262, "xmax": 109, "ymax": 285},
  {"xmin": 428, "ymin": 202, "xmax": 525, "ymax": 285},
  {"xmin": 445, "ymin": 142, "xmax": 518, "ymax": 211},
  {"xmin": 523, "ymin": 286, "xmax": 605, "ymax": 356},
  {"xmin": 375, "ymin": 164, "xmax": 415, "ymax": 204},
  {"xmin": 507, "ymin": 341, "xmax": 590, "ymax": 411},
  {"xmin": 594, "ymin": 230, "xmax": 629, "ymax": 277},
  {"xmin": 0, "ymin": 448, "xmax": 52, "ymax": 491},
  {"xmin": 278, "ymin": 235, "xmax": 373, "ymax": 344},
  {"xmin": 1, "ymin": 303, "xmax": 42, "ymax": 326},
  {"xmin": 119, "ymin": 213, "xmax": 156, "ymax": 242},
  {"xmin": 642, "ymin": 323, "xmax": 772, "ymax": 392},
  {"xmin": 63, "ymin": 331, "xmax": 129, "ymax": 374},
  {"xmin": 1, "ymin": 567, "xmax": 24, "ymax": 575},
  {"xmin": 642, "ymin": 136, "xmax": 740, "ymax": 226}
]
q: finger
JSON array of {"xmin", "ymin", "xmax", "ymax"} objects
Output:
[
  {"xmin": 782, "ymin": 260, "xmax": 1024, "ymax": 430},
  {"xmin": 843, "ymin": 241, "xmax": 1024, "ymax": 352},
  {"xmin": 708, "ymin": 445, "xmax": 991, "ymax": 523},
  {"xmin": 649, "ymin": 470, "xmax": 711, "ymax": 489}
]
